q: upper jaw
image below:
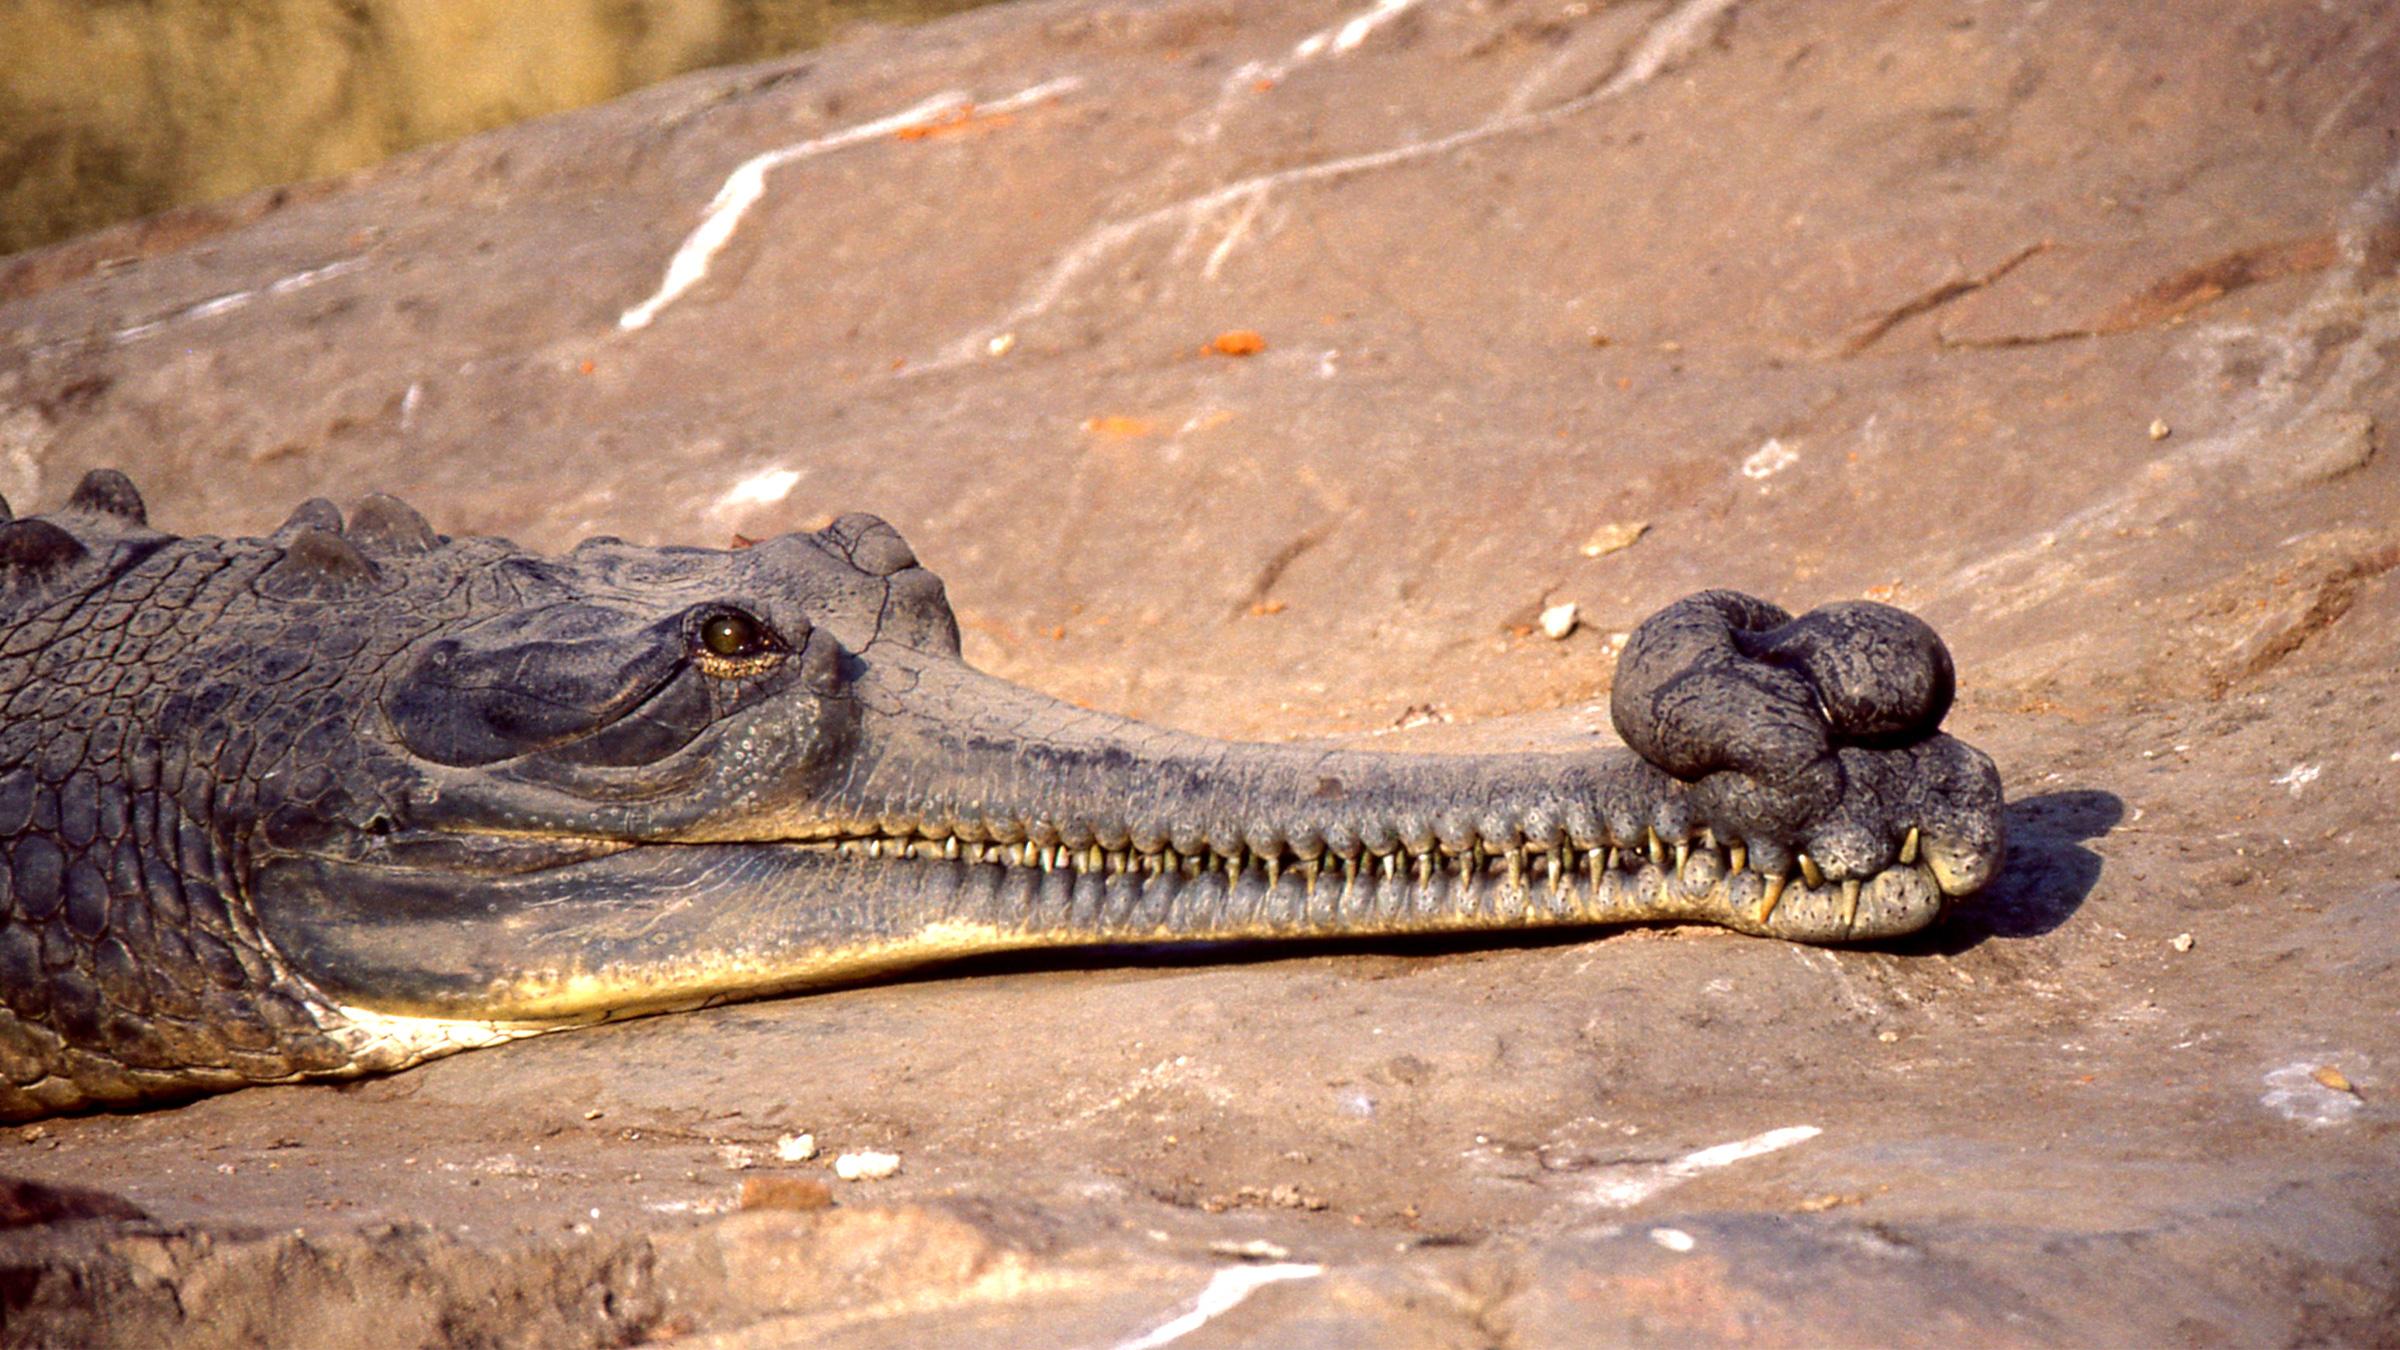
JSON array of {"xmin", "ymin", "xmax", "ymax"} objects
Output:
[{"xmin": 456, "ymin": 639, "xmax": 2001, "ymax": 892}]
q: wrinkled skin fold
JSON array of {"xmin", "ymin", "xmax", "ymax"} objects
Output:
[{"xmin": 0, "ymin": 471, "xmax": 2004, "ymax": 1119}]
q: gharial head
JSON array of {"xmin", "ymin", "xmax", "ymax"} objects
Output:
[{"xmin": 0, "ymin": 470, "xmax": 2004, "ymax": 1119}]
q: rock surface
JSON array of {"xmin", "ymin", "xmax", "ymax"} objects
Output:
[{"xmin": 3, "ymin": 0, "xmax": 2398, "ymax": 1343}]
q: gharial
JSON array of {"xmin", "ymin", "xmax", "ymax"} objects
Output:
[{"xmin": 0, "ymin": 471, "xmax": 2004, "ymax": 1120}]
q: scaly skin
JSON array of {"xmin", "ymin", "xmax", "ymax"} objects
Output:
[{"xmin": 0, "ymin": 472, "xmax": 2004, "ymax": 1120}]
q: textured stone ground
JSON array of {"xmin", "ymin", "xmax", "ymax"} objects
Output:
[{"xmin": 2, "ymin": 0, "xmax": 2397, "ymax": 1344}]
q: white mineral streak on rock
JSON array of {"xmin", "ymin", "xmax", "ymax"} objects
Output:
[
  {"xmin": 719, "ymin": 467, "xmax": 800, "ymax": 508},
  {"xmin": 618, "ymin": 77, "xmax": 1082, "ymax": 332},
  {"xmin": 111, "ymin": 256, "xmax": 366, "ymax": 344},
  {"xmin": 1600, "ymin": 0, "xmax": 1743, "ymax": 98},
  {"xmin": 1583, "ymin": 1124, "xmax": 1822, "ymax": 1208},
  {"xmin": 933, "ymin": 0, "xmax": 1745, "ymax": 370},
  {"xmin": 1200, "ymin": 188, "xmax": 1268, "ymax": 281},
  {"xmin": 1206, "ymin": 0, "xmax": 1426, "ymax": 143},
  {"xmin": 1112, "ymin": 1263, "xmax": 1325, "ymax": 1350},
  {"xmin": 1297, "ymin": 0, "xmax": 1424, "ymax": 60}
]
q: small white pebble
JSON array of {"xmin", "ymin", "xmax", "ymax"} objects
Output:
[
  {"xmin": 1649, "ymin": 1227, "xmax": 1697, "ymax": 1252},
  {"xmin": 986, "ymin": 331, "xmax": 1017, "ymax": 357},
  {"xmin": 2148, "ymin": 418, "xmax": 2171, "ymax": 440},
  {"xmin": 2171, "ymin": 933, "xmax": 2195, "ymax": 953},
  {"xmin": 775, "ymin": 1132, "xmax": 817, "ymax": 1162},
  {"xmin": 1579, "ymin": 521, "xmax": 1649, "ymax": 558},
  {"xmin": 1741, "ymin": 437, "xmax": 1798, "ymax": 479},
  {"xmin": 1539, "ymin": 602, "xmax": 1579, "ymax": 640},
  {"xmin": 834, "ymin": 1150, "xmax": 902, "ymax": 1181}
]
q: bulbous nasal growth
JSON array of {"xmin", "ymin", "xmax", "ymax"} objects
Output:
[
  {"xmin": 1612, "ymin": 589, "xmax": 1954, "ymax": 779},
  {"xmin": 0, "ymin": 471, "xmax": 2007, "ymax": 1122}
]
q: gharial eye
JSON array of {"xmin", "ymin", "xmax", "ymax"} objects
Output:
[
  {"xmin": 701, "ymin": 611, "xmax": 763, "ymax": 657},
  {"xmin": 692, "ymin": 607, "xmax": 786, "ymax": 675}
]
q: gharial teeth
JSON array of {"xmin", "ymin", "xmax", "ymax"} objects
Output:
[
  {"xmin": 874, "ymin": 822, "xmax": 1871, "ymax": 923},
  {"xmin": 1757, "ymin": 873, "xmax": 1790, "ymax": 924},
  {"xmin": 1899, "ymin": 827, "xmax": 1921, "ymax": 866}
]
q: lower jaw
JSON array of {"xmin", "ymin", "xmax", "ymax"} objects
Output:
[
  {"xmin": 268, "ymin": 843, "xmax": 1949, "ymax": 1025},
  {"xmin": 476, "ymin": 852, "xmax": 1949, "ymax": 1021}
]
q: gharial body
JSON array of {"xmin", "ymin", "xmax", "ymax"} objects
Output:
[{"xmin": 0, "ymin": 471, "xmax": 2004, "ymax": 1120}]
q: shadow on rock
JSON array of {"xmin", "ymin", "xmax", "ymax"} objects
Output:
[
  {"xmin": 0, "ymin": 1176, "xmax": 148, "ymax": 1228},
  {"xmin": 1918, "ymin": 789, "xmax": 2121, "ymax": 952}
]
